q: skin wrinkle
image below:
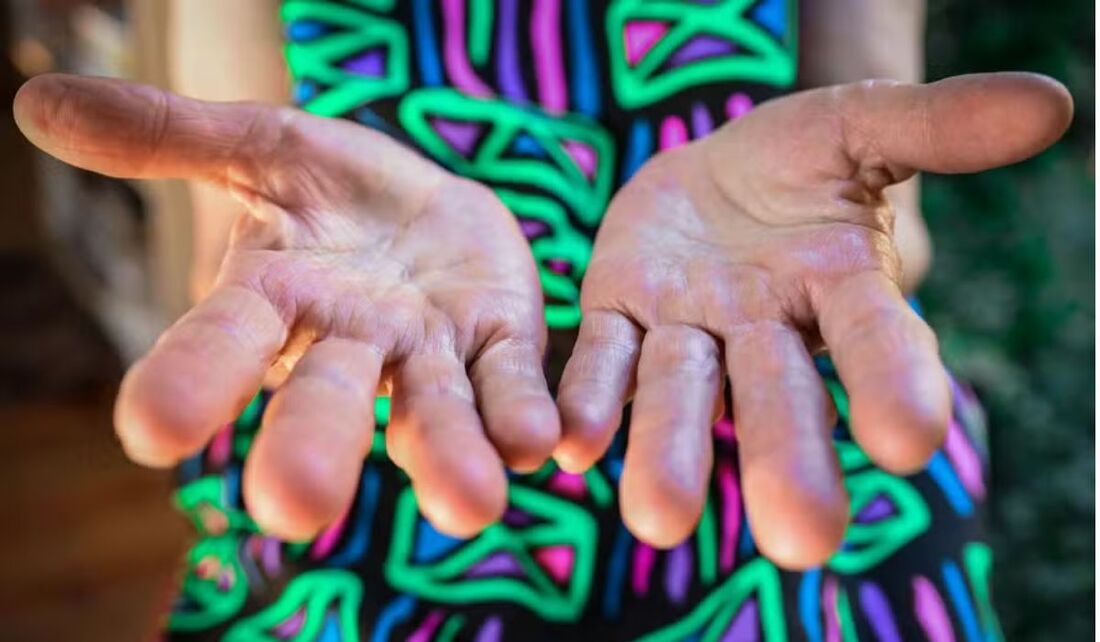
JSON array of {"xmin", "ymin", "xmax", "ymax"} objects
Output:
[
  {"xmin": 822, "ymin": 279, "xmax": 908, "ymax": 355},
  {"xmin": 289, "ymin": 347, "xmax": 369, "ymax": 400},
  {"xmin": 140, "ymin": 87, "xmax": 174, "ymax": 180},
  {"xmin": 399, "ymin": 355, "xmax": 476, "ymax": 403},
  {"xmin": 700, "ymin": 116, "xmax": 810, "ymax": 228},
  {"xmin": 642, "ymin": 327, "xmax": 721, "ymax": 380},
  {"xmin": 187, "ymin": 286, "xmax": 285, "ymax": 359},
  {"xmin": 469, "ymin": 339, "xmax": 539, "ymax": 383}
]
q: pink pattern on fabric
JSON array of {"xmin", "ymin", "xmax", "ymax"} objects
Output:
[
  {"xmin": 713, "ymin": 416, "xmax": 735, "ymax": 442},
  {"xmin": 823, "ymin": 576, "xmax": 841, "ymax": 642},
  {"xmin": 534, "ymin": 545, "xmax": 576, "ymax": 584},
  {"xmin": 309, "ymin": 507, "xmax": 350, "ymax": 560},
  {"xmin": 207, "ymin": 423, "xmax": 233, "ymax": 467},
  {"xmin": 913, "ymin": 575, "xmax": 957, "ymax": 642},
  {"xmin": 532, "ymin": 0, "xmax": 568, "ymax": 112},
  {"xmin": 660, "ymin": 115, "xmax": 689, "ymax": 149},
  {"xmin": 623, "ymin": 21, "xmax": 668, "ymax": 65},
  {"xmin": 547, "ymin": 470, "xmax": 588, "ymax": 499},
  {"xmin": 944, "ymin": 418, "xmax": 986, "ymax": 500},
  {"xmin": 631, "ymin": 542, "xmax": 657, "ymax": 596},
  {"xmin": 562, "ymin": 140, "xmax": 598, "ymax": 179},
  {"xmin": 443, "ymin": 0, "xmax": 494, "ymax": 97},
  {"xmin": 717, "ymin": 459, "xmax": 741, "ymax": 572},
  {"xmin": 726, "ymin": 92, "xmax": 755, "ymax": 120},
  {"xmin": 408, "ymin": 610, "xmax": 446, "ymax": 642}
]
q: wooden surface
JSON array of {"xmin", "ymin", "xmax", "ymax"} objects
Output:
[{"xmin": 0, "ymin": 389, "xmax": 190, "ymax": 642}]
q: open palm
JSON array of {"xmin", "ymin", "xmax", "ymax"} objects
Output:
[
  {"xmin": 15, "ymin": 74, "xmax": 560, "ymax": 540},
  {"xmin": 554, "ymin": 73, "xmax": 1073, "ymax": 567}
]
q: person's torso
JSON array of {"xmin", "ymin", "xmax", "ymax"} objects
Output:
[{"xmin": 281, "ymin": 0, "xmax": 799, "ymax": 377}]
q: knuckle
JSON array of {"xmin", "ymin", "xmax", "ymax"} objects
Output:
[
  {"xmin": 578, "ymin": 313, "xmax": 641, "ymax": 356},
  {"xmin": 838, "ymin": 303, "xmax": 910, "ymax": 356},
  {"xmin": 644, "ymin": 326, "xmax": 720, "ymax": 376}
]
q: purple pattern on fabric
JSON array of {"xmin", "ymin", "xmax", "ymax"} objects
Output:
[
  {"xmin": 855, "ymin": 495, "xmax": 896, "ymax": 523},
  {"xmin": 914, "ymin": 576, "xmax": 957, "ymax": 642},
  {"xmin": 475, "ymin": 616, "xmax": 504, "ymax": 642},
  {"xmin": 342, "ymin": 49, "xmax": 385, "ymax": 76},
  {"xmin": 859, "ymin": 582, "xmax": 902, "ymax": 642},
  {"xmin": 546, "ymin": 258, "xmax": 572, "ymax": 275},
  {"xmin": 721, "ymin": 598, "xmax": 759, "ymax": 642},
  {"xmin": 432, "ymin": 118, "xmax": 482, "ymax": 155},
  {"xmin": 692, "ymin": 102, "xmax": 714, "ymax": 137},
  {"xmin": 466, "ymin": 551, "xmax": 525, "ymax": 577},
  {"xmin": 669, "ymin": 35, "xmax": 735, "ymax": 67},
  {"xmin": 496, "ymin": 0, "xmax": 528, "ymax": 102},
  {"xmin": 502, "ymin": 507, "xmax": 534, "ymax": 526},
  {"xmin": 519, "ymin": 219, "xmax": 550, "ymax": 238},
  {"xmin": 272, "ymin": 609, "xmax": 306, "ymax": 637},
  {"xmin": 664, "ymin": 543, "xmax": 692, "ymax": 604}
]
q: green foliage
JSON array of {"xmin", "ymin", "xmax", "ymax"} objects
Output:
[{"xmin": 922, "ymin": 1, "xmax": 1094, "ymax": 639}]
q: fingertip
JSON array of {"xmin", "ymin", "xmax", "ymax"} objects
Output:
[
  {"xmin": 1010, "ymin": 72, "xmax": 1075, "ymax": 140},
  {"xmin": 114, "ymin": 360, "xmax": 225, "ymax": 468},
  {"xmin": 552, "ymin": 444, "xmax": 600, "ymax": 476},
  {"xmin": 12, "ymin": 74, "xmax": 58, "ymax": 140},
  {"xmin": 923, "ymin": 72, "xmax": 1078, "ymax": 171},
  {"xmin": 412, "ymin": 465, "xmax": 508, "ymax": 539},
  {"xmin": 620, "ymin": 490, "xmax": 701, "ymax": 550},
  {"xmin": 399, "ymin": 404, "xmax": 509, "ymax": 537},
  {"xmin": 486, "ymin": 395, "xmax": 561, "ymax": 473},
  {"xmin": 752, "ymin": 510, "xmax": 847, "ymax": 572},
  {"xmin": 621, "ymin": 464, "xmax": 706, "ymax": 549},
  {"xmin": 243, "ymin": 446, "xmax": 355, "ymax": 542},
  {"xmin": 850, "ymin": 376, "xmax": 950, "ymax": 475},
  {"xmin": 742, "ymin": 462, "xmax": 849, "ymax": 570},
  {"xmin": 553, "ymin": 394, "xmax": 621, "ymax": 474}
]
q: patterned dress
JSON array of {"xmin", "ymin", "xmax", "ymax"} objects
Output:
[{"xmin": 164, "ymin": 1, "xmax": 1004, "ymax": 640}]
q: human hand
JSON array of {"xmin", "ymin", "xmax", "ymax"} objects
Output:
[
  {"xmin": 553, "ymin": 73, "xmax": 1072, "ymax": 567},
  {"xmin": 14, "ymin": 74, "xmax": 560, "ymax": 540}
]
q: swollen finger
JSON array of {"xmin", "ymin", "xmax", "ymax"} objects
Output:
[
  {"xmin": 726, "ymin": 321, "xmax": 847, "ymax": 570},
  {"xmin": 816, "ymin": 271, "xmax": 950, "ymax": 473},
  {"xmin": 115, "ymin": 285, "xmax": 287, "ymax": 467},
  {"xmin": 554, "ymin": 311, "xmax": 642, "ymax": 473},
  {"xmin": 244, "ymin": 338, "xmax": 384, "ymax": 540},
  {"xmin": 469, "ymin": 338, "xmax": 560, "ymax": 473},
  {"xmin": 387, "ymin": 354, "xmax": 507, "ymax": 537},
  {"xmin": 621, "ymin": 325, "xmax": 721, "ymax": 548}
]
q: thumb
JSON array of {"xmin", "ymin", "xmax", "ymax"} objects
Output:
[
  {"xmin": 13, "ymin": 73, "xmax": 288, "ymax": 186},
  {"xmin": 835, "ymin": 72, "xmax": 1074, "ymax": 181}
]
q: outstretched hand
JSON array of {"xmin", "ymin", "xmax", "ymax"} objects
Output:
[
  {"xmin": 15, "ymin": 72, "xmax": 1073, "ymax": 569},
  {"xmin": 554, "ymin": 73, "xmax": 1072, "ymax": 568},
  {"xmin": 14, "ymin": 74, "xmax": 560, "ymax": 540}
]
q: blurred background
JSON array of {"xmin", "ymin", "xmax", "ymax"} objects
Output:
[{"xmin": 0, "ymin": 1, "xmax": 1093, "ymax": 641}]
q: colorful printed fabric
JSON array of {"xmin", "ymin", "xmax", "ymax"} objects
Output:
[{"xmin": 165, "ymin": 1, "xmax": 1003, "ymax": 640}]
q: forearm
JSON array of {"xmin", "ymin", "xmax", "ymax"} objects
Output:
[
  {"xmin": 799, "ymin": 0, "xmax": 931, "ymax": 291},
  {"xmin": 168, "ymin": 0, "xmax": 286, "ymax": 300}
]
